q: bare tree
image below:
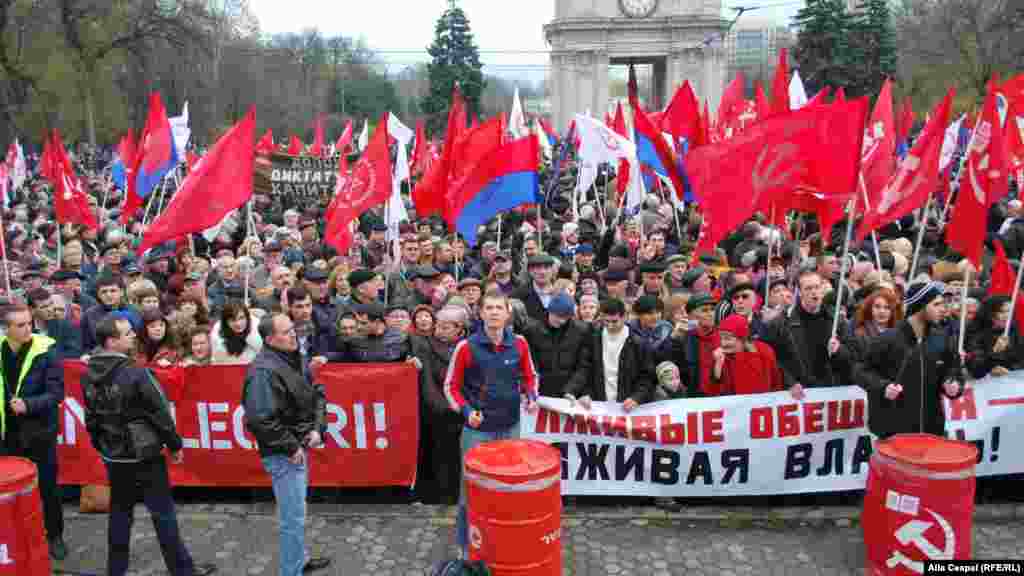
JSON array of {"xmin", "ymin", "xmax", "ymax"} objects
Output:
[{"xmin": 58, "ymin": 0, "xmax": 213, "ymax": 145}]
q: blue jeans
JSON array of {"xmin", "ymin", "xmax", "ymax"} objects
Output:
[
  {"xmin": 457, "ymin": 424, "xmax": 520, "ymax": 556},
  {"xmin": 262, "ymin": 454, "xmax": 308, "ymax": 576}
]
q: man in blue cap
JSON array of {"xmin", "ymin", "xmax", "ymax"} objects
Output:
[{"xmin": 519, "ymin": 292, "xmax": 592, "ymax": 398}]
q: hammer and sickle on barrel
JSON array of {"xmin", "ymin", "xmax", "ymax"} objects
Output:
[{"xmin": 886, "ymin": 508, "xmax": 956, "ymax": 574}]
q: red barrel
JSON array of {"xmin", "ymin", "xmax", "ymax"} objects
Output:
[
  {"xmin": 465, "ymin": 439, "xmax": 561, "ymax": 576},
  {"xmin": 862, "ymin": 434, "xmax": 977, "ymax": 576},
  {"xmin": 0, "ymin": 457, "xmax": 51, "ymax": 576}
]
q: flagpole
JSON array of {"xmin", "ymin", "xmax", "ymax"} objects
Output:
[
  {"xmin": 1003, "ymin": 255, "xmax": 1024, "ymax": 340},
  {"xmin": 958, "ymin": 267, "xmax": 971, "ymax": 356},
  {"xmin": 496, "ymin": 213, "xmax": 503, "ymax": 253},
  {"xmin": 0, "ymin": 209, "xmax": 12, "ymax": 296},
  {"xmin": 909, "ymin": 197, "xmax": 932, "ymax": 281},
  {"xmin": 244, "ymin": 201, "xmax": 253, "ymax": 307},
  {"xmin": 858, "ymin": 173, "xmax": 884, "ymax": 271},
  {"xmin": 765, "ymin": 205, "xmax": 775, "ymax": 306},
  {"xmin": 154, "ymin": 174, "xmax": 172, "ymax": 218},
  {"xmin": 831, "ymin": 199, "xmax": 856, "ymax": 341},
  {"xmin": 56, "ymin": 221, "xmax": 63, "ymax": 266}
]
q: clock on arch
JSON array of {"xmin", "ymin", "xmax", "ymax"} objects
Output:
[{"xmin": 619, "ymin": 0, "xmax": 658, "ymax": 18}]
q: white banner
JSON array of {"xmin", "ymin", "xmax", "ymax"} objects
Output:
[
  {"xmin": 942, "ymin": 372, "xmax": 1023, "ymax": 477},
  {"xmin": 521, "ymin": 375, "xmax": 1024, "ymax": 497}
]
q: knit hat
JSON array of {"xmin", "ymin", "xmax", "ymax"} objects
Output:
[
  {"xmin": 656, "ymin": 361, "xmax": 678, "ymax": 386},
  {"xmin": 547, "ymin": 292, "xmax": 576, "ymax": 317},
  {"xmin": 718, "ymin": 314, "xmax": 750, "ymax": 339},
  {"xmin": 904, "ymin": 281, "xmax": 944, "ymax": 318}
]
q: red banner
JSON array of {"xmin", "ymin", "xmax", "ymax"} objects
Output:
[{"xmin": 57, "ymin": 361, "xmax": 419, "ymax": 487}]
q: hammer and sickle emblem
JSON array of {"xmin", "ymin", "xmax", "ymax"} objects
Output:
[
  {"xmin": 751, "ymin": 143, "xmax": 803, "ymax": 205},
  {"xmin": 886, "ymin": 508, "xmax": 956, "ymax": 574}
]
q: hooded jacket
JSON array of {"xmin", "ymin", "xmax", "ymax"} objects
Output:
[
  {"xmin": 0, "ymin": 335, "xmax": 62, "ymax": 448},
  {"xmin": 81, "ymin": 352, "xmax": 182, "ymax": 462}
]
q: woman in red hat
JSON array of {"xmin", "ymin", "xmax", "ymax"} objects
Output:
[{"xmin": 710, "ymin": 314, "xmax": 783, "ymax": 396}]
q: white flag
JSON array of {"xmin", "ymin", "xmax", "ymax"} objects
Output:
[
  {"xmin": 357, "ymin": 119, "xmax": 369, "ymax": 152},
  {"xmin": 509, "ymin": 86, "xmax": 528, "ymax": 139},
  {"xmin": 573, "ymin": 113, "xmax": 642, "ymax": 210},
  {"xmin": 385, "ymin": 112, "xmax": 414, "ymax": 241},
  {"xmin": 938, "ymin": 114, "xmax": 966, "ymax": 172},
  {"xmin": 534, "ymin": 119, "xmax": 552, "ymax": 160},
  {"xmin": 789, "ymin": 70, "xmax": 809, "ymax": 110},
  {"xmin": 5, "ymin": 140, "xmax": 26, "ymax": 192},
  {"xmin": 169, "ymin": 102, "xmax": 191, "ymax": 162}
]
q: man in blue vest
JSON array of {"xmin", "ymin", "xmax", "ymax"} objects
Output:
[
  {"xmin": 444, "ymin": 290, "xmax": 540, "ymax": 558},
  {"xmin": 0, "ymin": 303, "xmax": 65, "ymax": 559}
]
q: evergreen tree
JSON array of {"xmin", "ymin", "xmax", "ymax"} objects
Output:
[
  {"xmin": 421, "ymin": 1, "xmax": 485, "ymax": 134},
  {"xmin": 853, "ymin": 0, "xmax": 898, "ymax": 96},
  {"xmin": 793, "ymin": 0, "xmax": 853, "ymax": 95}
]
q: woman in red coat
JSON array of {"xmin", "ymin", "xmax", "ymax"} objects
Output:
[{"xmin": 711, "ymin": 314, "xmax": 783, "ymax": 395}]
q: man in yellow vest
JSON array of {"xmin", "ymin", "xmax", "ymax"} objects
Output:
[{"xmin": 0, "ymin": 303, "xmax": 65, "ymax": 560}]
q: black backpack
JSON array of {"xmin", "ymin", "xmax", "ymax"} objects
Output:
[{"xmin": 430, "ymin": 559, "xmax": 491, "ymax": 576}]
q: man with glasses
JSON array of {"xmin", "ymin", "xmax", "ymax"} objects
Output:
[
  {"xmin": 762, "ymin": 270, "xmax": 853, "ymax": 399},
  {"xmin": 727, "ymin": 282, "xmax": 767, "ymax": 339},
  {"xmin": 243, "ymin": 313, "xmax": 331, "ymax": 576}
]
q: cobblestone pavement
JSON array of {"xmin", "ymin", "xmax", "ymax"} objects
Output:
[{"xmin": 51, "ymin": 501, "xmax": 1024, "ymax": 576}]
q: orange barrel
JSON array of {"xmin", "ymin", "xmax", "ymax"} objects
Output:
[
  {"xmin": 0, "ymin": 457, "xmax": 51, "ymax": 576},
  {"xmin": 464, "ymin": 439, "xmax": 561, "ymax": 576},
  {"xmin": 862, "ymin": 434, "xmax": 977, "ymax": 576}
]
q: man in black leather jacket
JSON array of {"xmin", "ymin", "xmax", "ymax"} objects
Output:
[
  {"xmin": 242, "ymin": 313, "xmax": 330, "ymax": 576},
  {"xmin": 81, "ymin": 314, "xmax": 216, "ymax": 576}
]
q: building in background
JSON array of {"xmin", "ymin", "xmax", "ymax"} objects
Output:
[{"xmin": 723, "ymin": 17, "xmax": 793, "ymax": 97}]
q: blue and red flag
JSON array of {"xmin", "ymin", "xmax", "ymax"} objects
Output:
[
  {"xmin": 452, "ymin": 135, "xmax": 539, "ymax": 245},
  {"xmin": 539, "ymin": 118, "xmax": 558, "ymax": 147},
  {"xmin": 122, "ymin": 93, "xmax": 179, "ymax": 223},
  {"xmin": 628, "ymin": 64, "xmax": 687, "ymax": 201}
]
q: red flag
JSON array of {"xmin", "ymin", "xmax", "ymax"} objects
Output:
[
  {"xmin": 947, "ymin": 79, "xmax": 1008, "ymax": 267},
  {"xmin": 632, "ymin": 97, "xmax": 688, "ymax": 201},
  {"xmin": 256, "ymin": 129, "xmax": 275, "ymax": 156},
  {"xmin": 287, "ymin": 135, "xmax": 304, "ymax": 155},
  {"xmin": 410, "ymin": 119, "xmax": 429, "ymax": 177},
  {"xmin": 860, "ymin": 79, "xmax": 897, "ymax": 213},
  {"xmin": 770, "ymin": 48, "xmax": 790, "ymax": 116},
  {"xmin": 39, "ymin": 136, "xmax": 56, "ymax": 184},
  {"xmin": 335, "ymin": 120, "xmax": 354, "ymax": 154},
  {"xmin": 138, "ymin": 109, "xmax": 256, "ymax": 255},
  {"xmin": 310, "ymin": 116, "xmax": 325, "ymax": 157},
  {"xmin": 1005, "ymin": 101, "xmax": 1024, "ymax": 188},
  {"xmin": 413, "ymin": 86, "xmax": 466, "ymax": 216},
  {"xmin": 325, "ymin": 115, "xmax": 392, "ymax": 252},
  {"xmin": 834, "ymin": 87, "xmax": 846, "ymax": 103},
  {"xmin": 857, "ymin": 89, "xmax": 953, "ymax": 243},
  {"xmin": 805, "ymin": 86, "xmax": 831, "ymax": 108},
  {"xmin": 989, "ymin": 240, "xmax": 1015, "ymax": 296},
  {"xmin": 51, "ymin": 130, "xmax": 98, "ymax": 230},
  {"xmin": 718, "ymin": 72, "xmax": 746, "ymax": 130},
  {"xmin": 604, "ymin": 111, "xmax": 614, "ymax": 127},
  {"xmin": 612, "ymin": 101, "xmax": 632, "ymax": 199},
  {"xmin": 444, "ymin": 115, "xmax": 506, "ymax": 227},
  {"xmin": 1001, "ymin": 74, "xmax": 1024, "ymax": 109},
  {"xmin": 754, "ymin": 82, "xmax": 771, "ymax": 122},
  {"xmin": 117, "ymin": 129, "xmax": 137, "ymax": 171},
  {"xmin": 896, "ymin": 96, "xmax": 914, "ymax": 143},
  {"xmin": 662, "ymin": 80, "xmax": 702, "ymax": 148},
  {"xmin": 701, "ymin": 100, "xmax": 711, "ymax": 145},
  {"xmin": 688, "ymin": 98, "xmax": 868, "ymax": 254}
]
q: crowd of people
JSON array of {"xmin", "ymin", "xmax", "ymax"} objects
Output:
[{"xmin": 0, "ymin": 140, "xmax": 1022, "ymax": 575}]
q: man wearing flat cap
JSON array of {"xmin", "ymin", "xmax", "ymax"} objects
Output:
[
  {"xmin": 339, "ymin": 269, "xmax": 383, "ymax": 316},
  {"xmin": 662, "ymin": 254, "xmax": 690, "ymax": 296},
  {"xmin": 511, "ymin": 253, "xmax": 558, "ymax": 321}
]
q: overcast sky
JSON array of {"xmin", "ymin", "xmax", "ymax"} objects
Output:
[{"xmin": 248, "ymin": 0, "xmax": 804, "ymax": 81}]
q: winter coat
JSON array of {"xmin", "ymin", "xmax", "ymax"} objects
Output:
[
  {"xmin": 852, "ymin": 321, "xmax": 962, "ymax": 439},
  {"xmin": 710, "ymin": 341, "xmax": 784, "ymax": 396},
  {"xmin": 81, "ymin": 352, "xmax": 182, "ymax": 462},
  {"xmin": 510, "ymin": 284, "xmax": 550, "ymax": 322},
  {"xmin": 966, "ymin": 326, "xmax": 1024, "ymax": 378},
  {"xmin": 520, "ymin": 318, "xmax": 593, "ymax": 398},
  {"xmin": 242, "ymin": 346, "xmax": 326, "ymax": 458},
  {"xmin": 760, "ymin": 305, "xmax": 853, "ymax": 389},
  {"xmin": 0, "ymin": 335, "xmax": 62, "ymax": 449},
  {"xmin": 574, "ymin": 327, "xmax": 655, "ymax": 404}
]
